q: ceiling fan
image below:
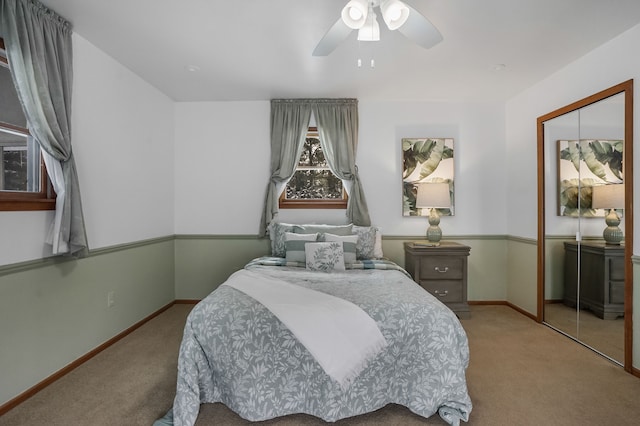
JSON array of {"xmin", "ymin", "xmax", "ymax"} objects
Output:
[{"xmin": 312, "ymin": 0, "xmax": 443, "ymax": 56}]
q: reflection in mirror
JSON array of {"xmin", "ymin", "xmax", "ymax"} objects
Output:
[{"xmin": 537, "ymin": 81, "xmax": 633, "ymax": 370}]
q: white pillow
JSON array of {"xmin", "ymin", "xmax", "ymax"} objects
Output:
[
  {"xmin": 305, "ymin": 242, "xmax": 346, "ymax": 272},
  {"xmin": 322, "ymin": 233, "xmax": 358, "ymax": 264},
  {"xmin": 374, "ymin": 228, "xmax": 384, "ymax": 258},
  {"xmin": 284, "ymin": 232, "xmax": 318, "ymax": 263}
]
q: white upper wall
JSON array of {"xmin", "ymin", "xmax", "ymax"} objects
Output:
[
  {"xmin": 506, "ymin": 23, "xmax": 640, "ymax": 245},
  {"xmin": 173, "ymin": 101, "xmax": 271, "ymax": 234},
  {"xmin": 0, "ymin": 34, "xmax": 175, "ymax": 266},
  {"xmin": 174, "ymin": 100, "xmax": 507, "ymax": 236}
]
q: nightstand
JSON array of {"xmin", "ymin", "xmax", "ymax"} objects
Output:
[{"xmin": 404, "ymin": 241, "xmax": 471, "ymax": 319}]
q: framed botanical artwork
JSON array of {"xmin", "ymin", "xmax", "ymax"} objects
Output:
[
  {"xmin": 557, "ymin": 139, "xmax": 623, "ymax": 217},
  {"xmin": 402, "ymin": 138, "xmax": 454, "ymax": 216}
]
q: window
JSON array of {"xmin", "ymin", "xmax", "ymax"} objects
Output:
[
  {"xmin": 279, "ymin": 127, "xmax": 347, "ymax": 209},
  {"xmin": 0, "ymin": 38, "xmax": 55, "ymax": 211}
]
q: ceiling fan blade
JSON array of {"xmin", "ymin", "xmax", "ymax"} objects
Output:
[
  {"xmin": 397, "ymin": 3, "xmax": 443, "ymax": 50},
  {"xmin": 312, "ymin": 18, "xmax": 353, "ymax": 56}
]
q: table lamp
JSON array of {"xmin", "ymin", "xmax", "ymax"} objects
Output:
[
  {"xmin": 591, "ymin": 183, "xmax": 624, "ymax": 245},
  {"xmin": 415, "ymin": 182, "xmax": 451, "ymax": 246}
]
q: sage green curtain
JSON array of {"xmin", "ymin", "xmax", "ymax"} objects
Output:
[
  {"xmin": 259, "ymin": 98, "xmax": 371, "ymax": 236},
  {"xmin": 259, "ymin": 100, "xmax": 313, "ymax": 237},
  {"xmin": 1, "ymin": 0, "xmax": 88, "ymax": 255},
  {"xmin": 313, "ymin": 99, "xmax": 371, "ymax": 227}
]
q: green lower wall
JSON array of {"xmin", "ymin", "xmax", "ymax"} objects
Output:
[
  {"xmin": 507, "ymin": 237, "xmax": 538, "ymax": 315},
  {"xmin": 0, "ymin": 238, "xmax": 175, "ymax": 407},
  {"xmin": 635, "ymin": 261, "xmax": 640, "ymax": 370},
  {"xmin": 1, "ymin": 234, "xmax": 636, "ymax": 407},
  {"xmin": 381, "ymin": 236, "xmax": 508, "ymax": 302},
  {"xmin": 174, "ymin": 235, "xmax": 509, "ymax": 302},
  {"xmin": 174, "ymin": 236, "xmax": 271, "ymax": 299}
]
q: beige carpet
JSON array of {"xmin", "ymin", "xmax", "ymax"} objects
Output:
[
  {"xmin": 544, "ymin": 302, "xmax": 624, "ymax": 363},
  {"xmin": 1, "ymin": 304, "xmax": 640, "ymax": 426}
]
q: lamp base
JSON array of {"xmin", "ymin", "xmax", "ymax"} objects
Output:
[
  {"xmin": 426, "ymin": 208, "xmax": 442, "ymax": 246},
  {"xmin": 603, "ymin": 209, "xmax": 623, "ymax": 245},
  {"xmin": 603, "ymin": 227, "xmax": 623, "ymax": 245}
]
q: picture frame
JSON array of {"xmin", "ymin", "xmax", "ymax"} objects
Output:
[
  {"xmin": 402, "ymin": 138, "xmax": 455, "ymax": 217},
  {"xmin": 557, "ymin": 139, "xmax": 623, "ymax": 217}
]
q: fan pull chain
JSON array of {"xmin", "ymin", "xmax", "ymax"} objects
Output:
[
  {"xmin": 357, "ymin": 57, "xmax": 375, "ymax": 68},
  {"xmin": 357, "ymin": 41, "xmax": 375, "ymax": 68}
]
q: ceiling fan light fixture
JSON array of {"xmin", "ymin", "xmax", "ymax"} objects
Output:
[
  {"xmin": 357, "ymin": 6, "xmax": 380, "ymax": 41},
  {"xmin": 341, "ymin": 0, "xmax": 369, "ymax": 29},
  {"xmin": 380, "ymin": 0, "xmax": 410, "ymax": 30}
]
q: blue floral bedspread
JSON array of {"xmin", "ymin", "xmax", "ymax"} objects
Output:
[{"xmin": 169, "ymin": 259, "xmax": 472, "ymax": 425}]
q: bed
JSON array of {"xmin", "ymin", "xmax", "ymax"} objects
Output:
[{"xmin": 159, "ymin": 224, "xmax": 472, "ymax": 425}]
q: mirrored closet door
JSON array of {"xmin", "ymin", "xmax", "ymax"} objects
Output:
[{"xmin": 537, "ymin": 80, "xmax": 633, "ymax": 368}]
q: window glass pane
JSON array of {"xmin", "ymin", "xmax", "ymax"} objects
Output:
[
  {"xmin": 0, "ymin": 38, "xmax": 53, "ymax": 210},
  {"xmin": 282, "ymin": 127, "xmax": 346, "ymax": 208},
  {"xmin": 0, "ymin": 62, "xmax": 28, "ymax": 129},
  {"xmin": 298, "ymin": 136, "xmax": 327, "ymax": 167},
  {"xmin": 1, "ymin": 132, "xmax": 40, "ymax": 192},
  {"xmin": 286, "ymin": 169, "xmax": 343, "ymax": 200}
]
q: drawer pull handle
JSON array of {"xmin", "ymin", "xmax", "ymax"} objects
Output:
[
  {"xmin": 434, "ymin": 290, "xmax": 449, "ymax": 297},
  {"xmin": 434, "ymin": 267, "xmax": 449, "ymax": 273}
]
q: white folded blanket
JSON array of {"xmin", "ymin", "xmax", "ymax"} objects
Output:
[{"xmin": 223, "ymin": 269, "xmax": 388, "ymax": 389}]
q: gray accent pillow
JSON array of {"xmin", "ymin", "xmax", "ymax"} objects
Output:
[
  {"xmin": 268, "ymin": 222, "xmax": 297, "ymax": 257},
  {"xmin": 352, "ymin": 225, "xmax": 378, "ymax": 259}
]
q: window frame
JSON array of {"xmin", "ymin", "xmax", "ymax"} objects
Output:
[
  {"xmin": 279, "ymin": 127, "xmax": 348, "ymax": 210},
  {"xmin": 0, "ymin": 37, "xmax": 55, "ymax": 212}
]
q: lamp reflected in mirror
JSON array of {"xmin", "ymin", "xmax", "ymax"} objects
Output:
[
  {"xmin": 415, "ymin": 183, "xmax": 451, "ymax": 246},
  {"xmin": 592, "ymin": 184, "xmax": 625, "ymax": 245}
]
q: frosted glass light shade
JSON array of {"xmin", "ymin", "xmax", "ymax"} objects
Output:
[
  {"xmin": 381, "ymin": 0, "xmax": 410, "ymax": 30},
  {"xmin": 341, "ymin": 0, "xmax": 369, "ymax": 29}
]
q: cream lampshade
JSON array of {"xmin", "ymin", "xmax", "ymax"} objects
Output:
[
  {"xmin": 591, "ymin": 183, "xmax": 625, "ymax": 245},
  {"xmin": 415, "ymin": 182, "xmax": 451, "ymax": 246}
]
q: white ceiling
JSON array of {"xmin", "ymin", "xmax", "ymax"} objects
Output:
[{"xmin": 39, "ymin": 0, "xmax": 640, "ymax": 102}]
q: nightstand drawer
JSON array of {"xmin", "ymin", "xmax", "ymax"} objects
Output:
[
  {"xmin": 421, "ymin": 280, "xmax": 463, "ymax": 303},
  {"xmin": 419, "ymin": 257, "xmax": 464, "ymax": 280}
]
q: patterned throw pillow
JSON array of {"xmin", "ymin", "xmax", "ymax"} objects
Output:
[
  {"xmin": 284, "ymin": 232, "xmax": 318, "ymax": 263},
  {"xmin": 352, "ymin": 225, "xmax": 380, "ymax": 259},
  {"xmin": 305, "ymin": 242, "xmax": 346, "ymax": 272},
  {"xmin": 322, "ymin": 233, "xmax": 358, "ymax": 264},
  {"xmin": 268, "ymin": 222, "xmax": 296, "ymax": 258}
]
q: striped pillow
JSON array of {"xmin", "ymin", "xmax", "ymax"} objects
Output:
[
  {"xmin": 284, "ymin": 232, "xmax": 318, "ymax": 263},
  {"xmin": 322, "ymin": 233, "xmax": 358, "ymax": 265}
]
